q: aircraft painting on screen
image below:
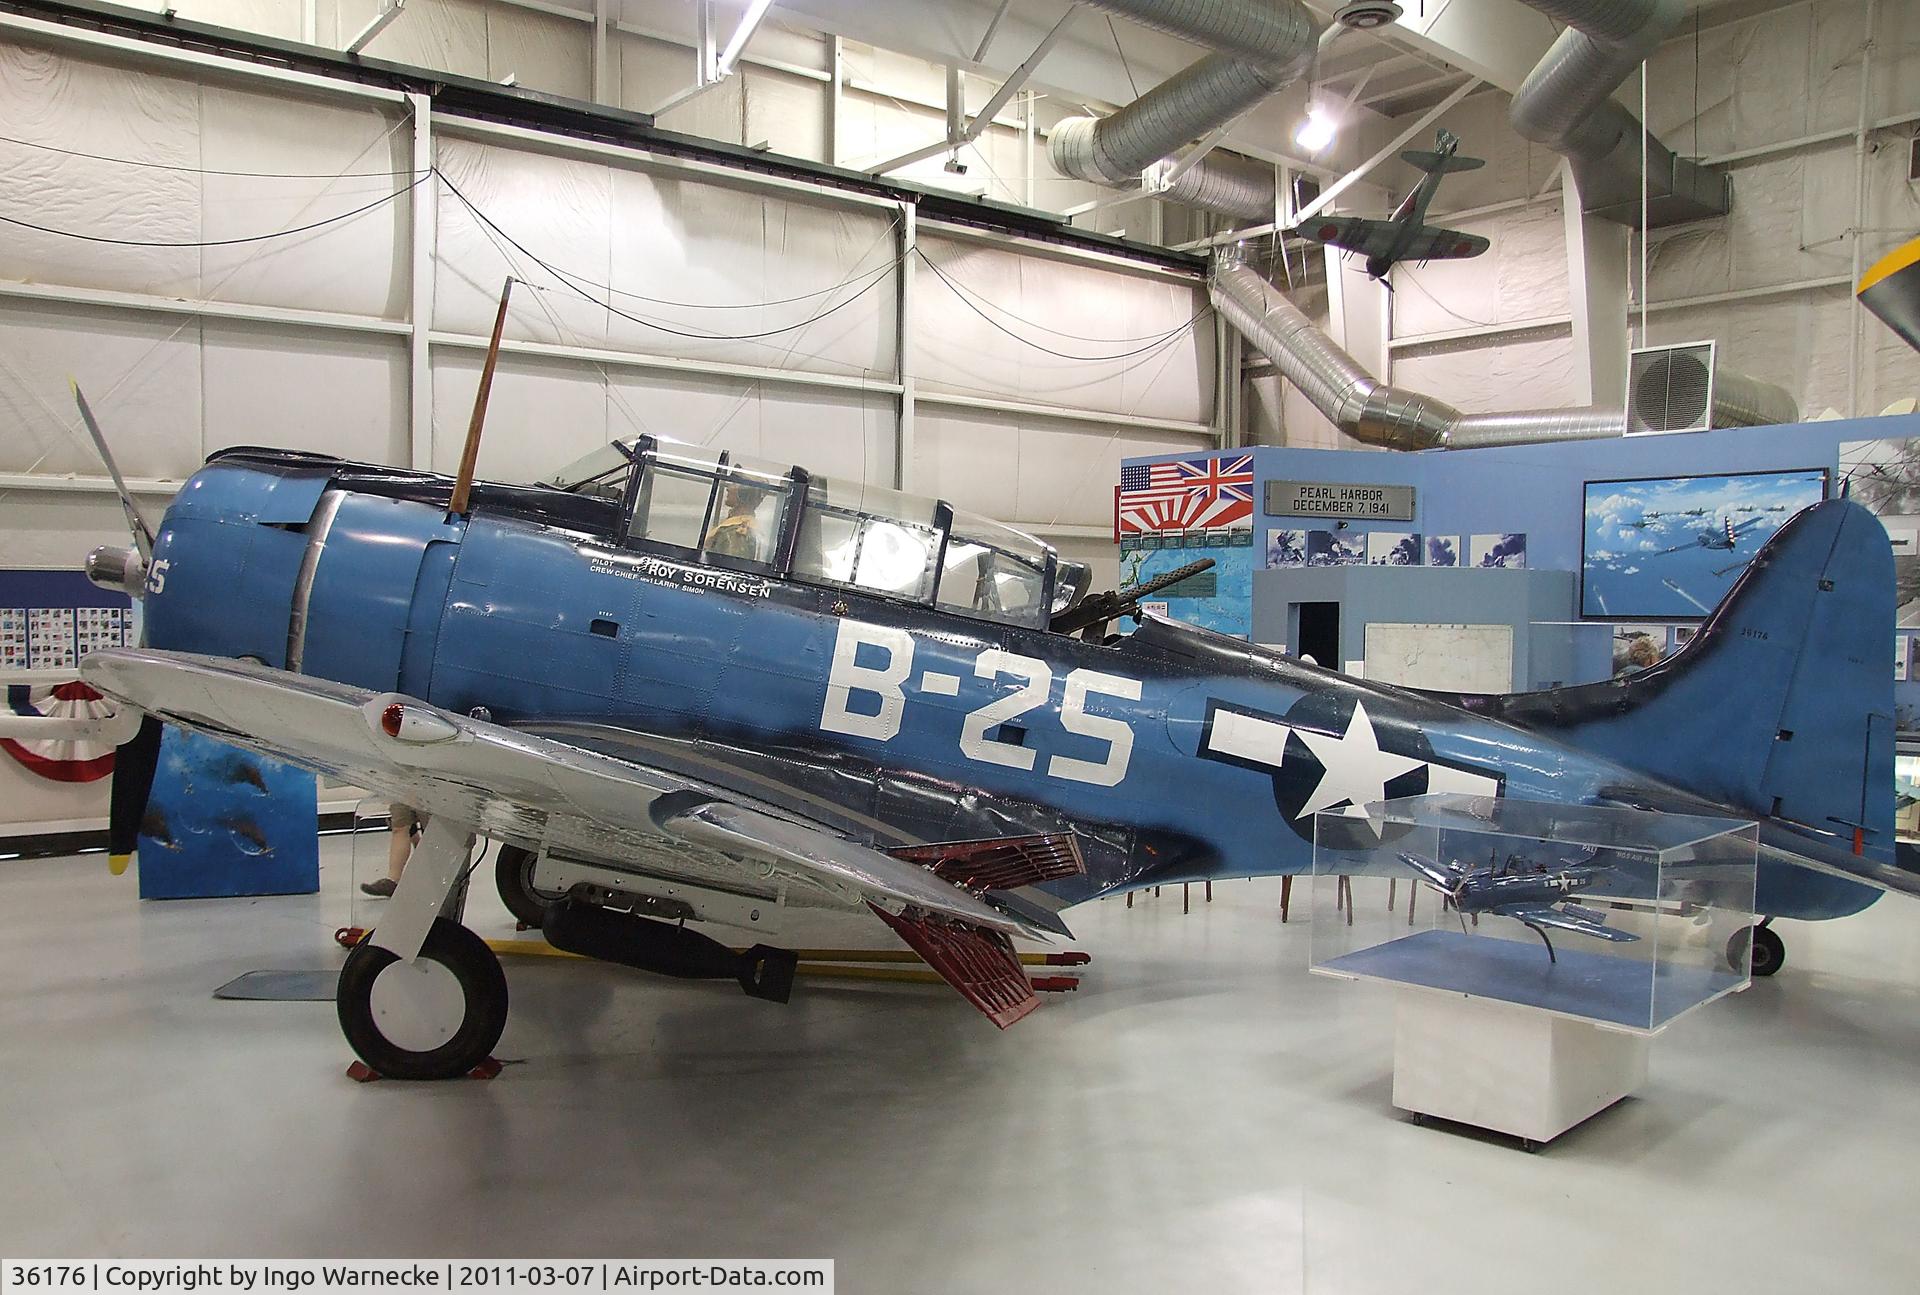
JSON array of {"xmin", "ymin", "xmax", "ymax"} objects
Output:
[
  {"xmin": 1396, "ymin": 850, "xmax": 1636, "ymax": 963},
  {"xmin": 1295, "ymin": 130, "xmax": 1490, "ymax": 284},
  {"xmin": 1583, "ymin": 469, "xmax": 1828, "ymax": 618},
  {"xmin": 1653, "ymin": 514, "xmax": 1769, "ymax": 577},
  {"xmin": 53, "ymin": 393, "xmax": 1920, "ymax": 1080}
]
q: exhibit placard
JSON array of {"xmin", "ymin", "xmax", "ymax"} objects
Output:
[{"xmin": 1266, "ymin": 480, "xmax": 1416, "ymax": 521}]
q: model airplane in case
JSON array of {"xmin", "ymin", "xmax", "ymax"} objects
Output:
[
  {"xmin": 54, "ymin": 388, "xmax": 1920, "ymax": 1078},
  {"xmin": 1396, "ymin": 850, "xmax": 1637, "ymax": 962},
  {"xmin": 1295, "ymin": 129, "xmax": 1490, "ymax": 284}
]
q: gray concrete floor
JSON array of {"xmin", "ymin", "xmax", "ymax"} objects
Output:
[{"xmin": 4, "ymin": 837, "xmax": 1919, "ymax": 1293}]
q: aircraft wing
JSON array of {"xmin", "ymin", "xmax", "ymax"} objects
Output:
[
  {"xmin": 82, "ymin": 648, "xmax": 1061, "ymax": 1023},
  {"xmin": 1396, "ymin": 851, "xmax": 1458, "ymax": 889},
  {"xmin": 1403, "ymin": 226, "xmax": 1490, "ymax": 262},
  {"xmin": 1495, "ymin": 903, "xmax": 1639, "ymax": 941},
  {"xmin": 1296, "ymin": 215, "xmax": 1397, "ymax": 257}
]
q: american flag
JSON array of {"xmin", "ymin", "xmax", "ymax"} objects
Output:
[{"xmin": 1116, "ymin": 454, "xmax": 1255, "ymax": 536}]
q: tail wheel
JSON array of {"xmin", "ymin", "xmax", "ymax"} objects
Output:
[
  {"xmin": 495, "ymin": 844, "xmax": 566, "ymax": 928},
  {"xmin": 337, "ymin": 918, "xmax": 508, "ymax": 1080}
]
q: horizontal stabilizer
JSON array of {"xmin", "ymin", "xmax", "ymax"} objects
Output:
[
  {"xmin": 1401, "ymin": 149, "xmax": 1484, "ymax": 174},
  {"xmin": 869, "ymin": 903, "xmax": 1039, "ymax": 1028}
]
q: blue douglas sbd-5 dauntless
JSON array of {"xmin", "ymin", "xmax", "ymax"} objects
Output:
[
  {"xmin": 71, "ymin": 404, "xmax": 1919, "ymax": 1078},
  {"xmin": 1395, "ymin": 851, "xmax": 1637, "ymax": 962}
]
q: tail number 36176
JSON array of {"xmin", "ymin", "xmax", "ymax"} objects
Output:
[{"xmin": 820, "ymin": 621, "xmax": 1140, "ymax": 787}]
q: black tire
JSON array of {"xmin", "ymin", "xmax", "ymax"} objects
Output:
[
  {"xmin": 337, "ymin": 918, "xmax": 508, "ymax": 1080},
  {"xmin": 1727, "ymin": 924, "xmax": 1786, "ymax": 978},
  {"xmin": 495, "ymin": 845, "xmax": 565, "ymax": 928}
]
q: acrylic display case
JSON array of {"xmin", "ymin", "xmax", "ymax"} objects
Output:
[
  {"xmin": 1895, "ymin": 737, "xmax": 1920, "ymax": 844},
  {"xmin": 1310, "ymin": 793, "xmax": 1758, "ymax": 1032},
  {"xmin": 1308, "ymin": 793, "xmax": 1759, "ymax": 1144}
]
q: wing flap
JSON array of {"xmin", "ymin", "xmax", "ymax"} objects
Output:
[
  {"xmin": 868, "ymin": 903, "xmax": 1040, "ymax": 1028},
  {"xmin": 659, "ymin": 800, "xmax": 1039, "ymax": 936},
  {"xmin": 889, "ymin": 833, "xmax": 1085, "ymax": 891}
]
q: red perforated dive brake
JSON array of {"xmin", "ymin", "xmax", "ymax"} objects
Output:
[{"xmin": 868, "ymin": 903, "xmax": 1040, "ymax": 1028}]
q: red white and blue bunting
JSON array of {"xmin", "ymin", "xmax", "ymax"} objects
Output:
[{"xmin": 2, "ymin": 681, "xmax": 116, "ymax": 783}]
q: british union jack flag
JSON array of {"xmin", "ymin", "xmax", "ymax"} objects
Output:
[{"xmin": 1116, "ymin": 454, "xmax": 1255, "ymax": 536}]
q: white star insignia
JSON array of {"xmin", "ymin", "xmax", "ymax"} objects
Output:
[{"xmin": 1293, "ymin": 701, "xmax": 1426, "ymax": 823}]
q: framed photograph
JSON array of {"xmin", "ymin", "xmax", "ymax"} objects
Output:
[
  {"xmin": 1266, "ymin": 529, "xmax": 1306, "ymax": 569},
  {"xmin": 1582, "ymin": 469, "xmax": 1827, "ymax": 619},
  {"xmin": 1306, "ymin": 530, "xmax": 1365, "ymax": 567},
  {"xmin": 1471, "ymin": 533, "xmax": 1527, "ymax": 569},
  {"xmin": 1425, "ymin": 535, "xmax": 1460, "ymax": 568},
  {"xmin": 1839, "ymin": 439, "xmax": 1920, "ymax": 626},
  {"xmin": 1365, "ymin": 531, "xmax": 1423, "ymax": 566},
  {"xmin": 1612, "ymin": 624, "xmax": 1668, "ymax": 678}
]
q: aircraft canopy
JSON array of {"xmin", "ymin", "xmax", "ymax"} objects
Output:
[{"xmin": 544, "ymin": 437, "xmax": 1063, "ymax": 631}]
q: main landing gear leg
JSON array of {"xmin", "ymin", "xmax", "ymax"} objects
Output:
[
  {"xmin": 1727, "ymin": 919, "xmax": 1785, "ymax": 978},
  {"xmin": 338, "ymin": 817, "xmax": 508, "ymax": 1080}
]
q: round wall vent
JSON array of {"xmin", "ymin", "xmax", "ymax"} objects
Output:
[{"xmin": 1336, "ymin": 2, "xmax": 1405, "ymax": 30}]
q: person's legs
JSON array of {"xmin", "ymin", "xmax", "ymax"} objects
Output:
[
  {"xmin": 388, "ymin": 804, "xmax": 418, "ymax": 882},
  {"xmin": 362, "ymin": 803, "xmax": 419, "ymax": 898}
]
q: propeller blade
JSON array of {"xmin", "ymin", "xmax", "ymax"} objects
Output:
[
  {"xmin": 107, "ymin": 716, "xmax": 163, "ymax": 876},
  {"xmin": 71, "ymin": 381, "xmax": 156, "ymax": 564}
]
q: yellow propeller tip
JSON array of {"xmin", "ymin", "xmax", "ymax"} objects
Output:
[{"xmin": 108, "ymin": 853, "xmax": 132, "ymax": 876}]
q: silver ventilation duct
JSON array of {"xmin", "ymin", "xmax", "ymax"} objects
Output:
[
  {"xmin": 1050, "ymin": 0, "xmax": 1317, "ymax": 217},
  {"xmin": 1156, "ymin": 150, "xmax": 1280, "ymax": 223},
  {"xmin": 1510, "ymin": 0, "xmax": 1729, "ymax": 225},
  {"xmin": 1708, "ymin": 371, "xmax": 1799, "ymax": 430},
  {"xmin": 1212, "ymin": 259, "xmax": 1625, "ymax": 450}
]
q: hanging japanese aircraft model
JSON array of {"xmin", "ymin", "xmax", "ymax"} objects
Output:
[
  {"xmin": 47, "ymin": 334, "xmax": 1920, "ymax": 1079},
  {"xmin": 1295, "ymin": 129, "xmax": 1491, "ymax": 285}
]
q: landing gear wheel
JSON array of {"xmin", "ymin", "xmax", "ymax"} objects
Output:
[
  {"xmin": 1727, "ymin": 923, "xmax": 1786, "ymax": 977},
  {"xmin": 495, "ymin": 845, "xmax": 565, "ymax": 928},
  {"xmin": 337, "ymin": 917, "xmax": 508, "ymax": 1080}
]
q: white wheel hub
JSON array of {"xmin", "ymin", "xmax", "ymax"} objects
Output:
[{"xmin": 368, "ymin": 956, "xmax": 467, "ymax": 1053}]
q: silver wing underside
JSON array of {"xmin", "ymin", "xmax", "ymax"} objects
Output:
[
  {"xmin": 81, "ymin": 648, "xmax": 1048, "ymax": 939},
  {"xmin": 1494, "ymin": 903, "xmax": 1639, "ymax": 942}
]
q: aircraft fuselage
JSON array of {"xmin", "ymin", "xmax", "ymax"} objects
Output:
[{"xmin": 136, "ymin": 453, "xmax": 1881, "ymax": 919}]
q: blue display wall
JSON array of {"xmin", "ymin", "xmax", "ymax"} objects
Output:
[{"xmin": 1123, "ymin": 412, "xmax": 1920, "ymax": 721}]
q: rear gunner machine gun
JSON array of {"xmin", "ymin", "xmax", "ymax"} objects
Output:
[{"xmin": 1050, "ymin": 558, "xmax": 1216, "ymax": 640}]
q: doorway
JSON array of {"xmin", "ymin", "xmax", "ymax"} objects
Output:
[{"xmin": 1294, "ymin": 601, "xmax": 1341, "ymax": 669}]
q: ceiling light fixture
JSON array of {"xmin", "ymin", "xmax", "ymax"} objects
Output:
[{"xmin": 1295, "ymin": 105, "xmax": 1337, "ymax": 153}]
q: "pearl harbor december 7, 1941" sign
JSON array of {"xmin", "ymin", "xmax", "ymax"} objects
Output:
[{"xmin": 1265, "ymin": 480, "xmax": 1417, "ymax": 521}]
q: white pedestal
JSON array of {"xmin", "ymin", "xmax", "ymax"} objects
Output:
[{"xmin": 1391, "ymin": 989, "xmax": 1649, "ymax": 1145}]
